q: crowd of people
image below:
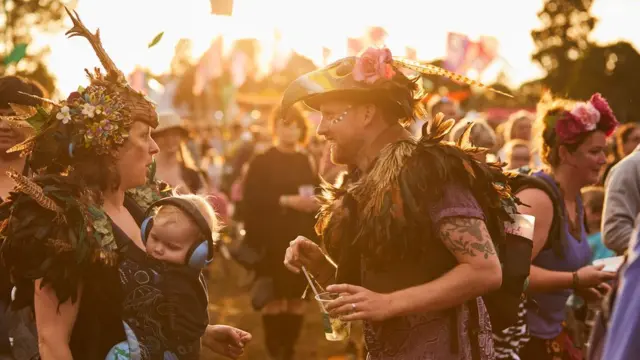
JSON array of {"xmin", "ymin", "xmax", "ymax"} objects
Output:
[{"xmin": 0, "ymin": 8, "xmax": 640, "ymax": 360}]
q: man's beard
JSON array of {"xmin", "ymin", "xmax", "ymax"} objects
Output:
[{"xmin": 329, "ymin": 143, "xmax": 352, "ymax": 165}]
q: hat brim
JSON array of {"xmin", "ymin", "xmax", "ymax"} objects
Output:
[{"xmin": 280, "ymin": 58, "xmax": 410, "ymax": 119}]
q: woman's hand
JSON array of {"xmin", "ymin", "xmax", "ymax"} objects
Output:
[
  {"xmin": 325, "ymin": 284, "xmax": 396, "ymax": 322},
  {"xmin": 576, "ymin": 264, "xmax": 616, "ymax": 289},
  {"xmin": 576, "ymin": 282, "xmax": 612, "ymax": 303},
  {"xmin": 203, "ymin": 325, "xmax": 252, "ymax": 359},
  {"xmin": 284, "ymin": 236, "xmax": 335, "ymax": 279}
]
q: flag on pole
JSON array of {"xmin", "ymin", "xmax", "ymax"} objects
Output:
[
  {"xmin": 444, "ymin": 32, "xmax": 499, "ymax": 75},
  {"xmin": 366, "ymin": 26, "xmax": 387, "ymax": 47},
  {"xmin": 193, "ymin": 36, "xmax": 224, "ymax": 96},
  {"xmin": 405, "ymin": 46, "xmax": 417, "ymax": 60},
  {"xmin": 444, "ymin": 32, "xmax": 471, "ymax": 73},
  {"xmin": 128, "ymin": 67, "xmax": 146, "ymax": 93},
  {"xmin": 271, "ymin": 29, "xmax": 292, "ymax": 73},
  {"xmin": 322, "ymin": 47, "xmax": 332, "ymax": 66},
  {"xmin": 347, "ymin": 37, "xmax": 364, "ymax": 56}
]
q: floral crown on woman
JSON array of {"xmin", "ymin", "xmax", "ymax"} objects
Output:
[
  {"xmin": 5, "ymin": 8, "xmax": 157, "ymax": 166},
  {"xmin": 546, "ymin": 93, "xmax": 619, "ymax": 145},
  {"xmin": 280, "ymin": 46, "xmax": 511, "ymax": 120}
]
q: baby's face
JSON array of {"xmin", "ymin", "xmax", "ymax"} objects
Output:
[{"xmin": 146, "ymin": 215, "xmax": 200, "ymax": 265}]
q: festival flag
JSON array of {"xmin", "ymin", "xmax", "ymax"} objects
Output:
[
  {"xmin": 230, "ymin": 51, "xmax": 249, "ymax": 88},
  {"xmin": 405, "ymin": 46, "xmax": 417, "ymax": 60},
  {"xmin": 444, "ymin": 32, "xmax": 499, "ymax": 75},
  {"xmin": 366, "ymin": 26, "xmax": 387, "ymax": 47},
  {"xmin": 322, "ymin": 47, "xmax": 332, "ymax": 66},
  {"xmin": 128, "ymin": 67, "xmax": 146, "ymax": 93},
  {"xmin": 444, "ymin": 32, "xmax": 471, "ymax": 73},
  {"xmin": 347, "ymin": 37, "xmax": 364, "ymax": 56},
  {"xmin": 192, "ymin": 36, "xmax": 223, "ymax": 96},
  {"xmin": 271, "ymin": 29, "xmax": 292, "ymax": 73},
  {"xmin": 472, "ymin": 36, "xmax": 499, "ymax": 73},
  {"xmin": 210, "ymin": 0, "xmax": 234, "ymax": 15}
]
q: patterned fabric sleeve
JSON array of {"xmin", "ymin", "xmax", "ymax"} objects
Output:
[{"xmin": 428, "ymin": 183, "xmax": 486, "ymax": 224}]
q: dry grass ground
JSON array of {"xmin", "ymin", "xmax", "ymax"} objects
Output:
[{"xmin": 201, "ymin": 258, "xmax": 365, "ymax": 360}]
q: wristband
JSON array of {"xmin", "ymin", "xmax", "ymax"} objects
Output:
[{"xmin": 572, "ymin": 271, "xmax": 580, "ymax": 289}]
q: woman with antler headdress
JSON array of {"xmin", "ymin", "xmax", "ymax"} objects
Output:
[
  {"xmin": 0, "ymin": 9, "xmax": 251, "ymax": 359},
  {"xmin": 280, "ymin": 47, "xmax": 523, "ymax": 359}
]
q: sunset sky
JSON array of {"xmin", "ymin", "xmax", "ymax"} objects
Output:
[{"xmin": 30, "ymin": 0, "xmax": 640, "ymax": 96}]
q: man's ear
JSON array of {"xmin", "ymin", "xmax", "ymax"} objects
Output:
[{"xmin": 362, "ymin": 104, "xmax": 377, "ymax": 127}]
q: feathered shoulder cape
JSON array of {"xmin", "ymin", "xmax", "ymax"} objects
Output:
[
  {"xmin": 0, "ymin": 164, "xmax": 171, "ymax": 305},
  {"xmin": 316, "ymin": 115, "xmax": 520, "ymax": 268}
]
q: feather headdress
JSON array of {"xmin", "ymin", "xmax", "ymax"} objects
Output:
[{"xmin": 1, "ymin": 8, "xmax": 157, "ymax": 168}]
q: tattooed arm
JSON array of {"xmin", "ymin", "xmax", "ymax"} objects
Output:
[{"xmin": 387, "ymin": 216, "xmax": 502, "ymax": 317}]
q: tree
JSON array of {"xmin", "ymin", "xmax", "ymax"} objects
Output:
[
  {"xmin": 566, "ymin": 42, "xmax": 640, "ymax": 122},
  {"xmin": 0, "ymin": 0, "xmax": 78, "ymax": 95},
  {"xmin": 531, "ymin": 0, "xmax": 596, "ymax": 95}
]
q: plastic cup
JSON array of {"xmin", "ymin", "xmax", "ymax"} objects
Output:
[{"xmin": 315, "ymin": 292, "xmax": 351, "ymax": 341}]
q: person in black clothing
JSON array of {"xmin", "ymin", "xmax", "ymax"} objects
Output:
[
  {"xmin": 242, "ymin": 104, "xmax": 319, "ymax": 360},
  {"xmin": 0, "ymin": 75, "xmax": 47, "ymax": 360},
  {"xmin": 0, "ymin": 10, "xmax": 251, "ymax": 360}
]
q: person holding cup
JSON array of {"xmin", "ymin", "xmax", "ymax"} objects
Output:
[
  {"xmin": 241, "ymin": 104, "xmax": 320, "ymax": 360},
  {"xmin": 282, "ymin": 47, "xmax": 519, "ymax": 359}
]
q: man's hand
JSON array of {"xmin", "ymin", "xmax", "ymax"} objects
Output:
[
  {"xmin": 203, "ymin": 325, "xmax": 252, "ymax": 359},
  {"xmin": 325, "ymin": 284, "xmax": 396, "ymax": 322},
  {"xmin": 284, "ymin": 236, "xmax": 335, "ymax": 279}
]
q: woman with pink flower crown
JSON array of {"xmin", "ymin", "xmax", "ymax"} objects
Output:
[{"xmin": 494, "ymin": 93, "xmax": 618, "ymax": 359}]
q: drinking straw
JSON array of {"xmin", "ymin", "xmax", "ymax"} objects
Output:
[{"xmin": 301, "ymin": 265, "xmax": 327, "ymax": 312}]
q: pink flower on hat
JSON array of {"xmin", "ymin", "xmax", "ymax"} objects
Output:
[
  {"xmin": 353, "ymin": 47, "xmax": 396, "ymax": 84},
  {"xmin": 570, "ymin": 102, "xmax": 600, "ymax": 131}
]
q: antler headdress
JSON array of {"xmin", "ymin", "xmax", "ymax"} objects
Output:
[{"xmin": 4, "ymin": 8, "xmax": 158, "ymax": 168}]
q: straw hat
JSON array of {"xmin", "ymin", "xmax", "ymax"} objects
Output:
[{"xmin": 153, "ymin": 111, "xmax": 188, "ymax": 135}]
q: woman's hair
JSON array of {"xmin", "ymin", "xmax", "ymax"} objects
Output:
[
  {"xmin": 67, "ymin": 155, "xmax": 121, "ymax": 197},
  {"xmin": 535, "ymin": 94, "xmax": 587, "ymax": 168},
  {"xmin": 0, "ymin": 75, "xmax": 48, "ymax": 109},
  {"xmin": 581, "ymin": 186, "xmax": 605, "ymax": 214},
  {"xmin": 155, "ymin": 193, "xmax": 221, "ymax": 243},
  {"xmin": 270, "ymin": 104, "xmax": 309, "ymax": 144},
  {"xmin": 450, "ymin": 118, "xmax": 497, "ymax": 149},
  {"xmin": 614, "ymin": 123, "xmax": 639, "ymax": 159},
  {"xmin": 503, "ymin": 110, "xmax": 534, "ymax": 142}
]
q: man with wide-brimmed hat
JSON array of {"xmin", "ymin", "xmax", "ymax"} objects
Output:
[{"xmin": 282, "ymin": 47, "xmax": 516, "ymax": 359}]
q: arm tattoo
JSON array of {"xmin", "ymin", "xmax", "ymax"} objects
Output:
[{"xmin": 439, "ymin": 217, "xmax": 496, "ymax": 259}]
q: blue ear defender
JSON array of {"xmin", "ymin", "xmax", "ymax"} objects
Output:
[
  {"xmin": 68, "ymin": 142, "xmax": 75, "ymax": 158},
  {"xmin": 140, "ymin": 197, "xmax": 214, "ymax": 269}
]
